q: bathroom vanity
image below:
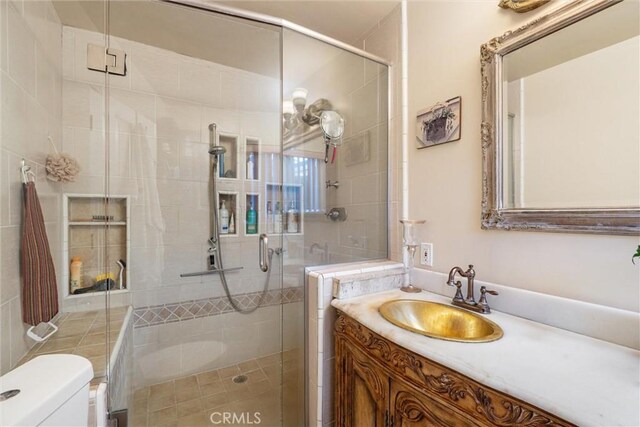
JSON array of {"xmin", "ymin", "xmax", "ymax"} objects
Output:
[
  {"xmin": 335, "ymin": 312, "xmax": 571, "ymax": 426},
  {"xmin": 331, "ymin": 289, "xmax": 639, "ymax": 426}
]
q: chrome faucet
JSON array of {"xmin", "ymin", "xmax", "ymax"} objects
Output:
[
  {"xmin": 446, "ymin": 265, "xmax": 498, "ymax": 314},
  {"xmin": 325, "ymin": 180, "xmax": 339, "ymax": 189}
]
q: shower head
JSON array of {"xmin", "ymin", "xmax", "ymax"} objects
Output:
[{"xmin": 209, "ymin": 146, "xmax": 227, "ymax": 156}]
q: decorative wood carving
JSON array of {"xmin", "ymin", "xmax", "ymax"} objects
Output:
[
  {"xmin": 480, "ymin": 0, "xmax": 639, "ymax": 235},
  {"xmin": 335, "ymin": 313, "xmax": 574, "ymax": 427},
  {"xmin": 498, "ymin": 0, "xmax": 550, "ymax": 14},
  {"xmin": 353, "ymin": 350, "xmax": 387, "ymax": 401},
  {"xmin": 394, "ymin": 390, "xmax": 460, "ymax": 426}
]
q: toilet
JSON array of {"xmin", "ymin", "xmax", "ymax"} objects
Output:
[{"xmin": 0, "ymin": 354, "xmax": 93, "ymax": 426}]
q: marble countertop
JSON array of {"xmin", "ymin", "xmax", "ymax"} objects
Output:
[{"xmin": 331, "ymin": 289, "xmax": 640, "ymax": 426}]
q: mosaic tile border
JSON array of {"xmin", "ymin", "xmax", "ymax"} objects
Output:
[{"xmin": 133, "ymin": 287, "xmax": 304, "ymax": 329}]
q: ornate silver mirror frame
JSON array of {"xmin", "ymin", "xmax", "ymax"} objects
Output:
[{"xmin": 480, "ymin": 0, "xmax": 639, "ymax": 236}]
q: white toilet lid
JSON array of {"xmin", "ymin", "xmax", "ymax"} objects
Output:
[{"xmin": 0, "ymin": 354, "xmax": 93, "ymax": 426}]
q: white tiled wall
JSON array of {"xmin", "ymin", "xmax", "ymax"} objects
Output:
[
  {"xmin": 0, "ymin": 0, "xmax": 63, "ymax": 375},
  {"xmin": 133, "ymin": 303, "xmax": 288, "ymax": 387},
  {"xmin": 58, "ymin": 24, "xmax": 300, "ymax": 386},
  {"xmin": 60, "ymin": 26, "xmax": 282, "ymax": 313},
  {"xmin": 357, "ymin": 5, "xmax": 403, "ymax": 262},
  {"xmin": 284, "ymin": 30, "xmax": 391, "ymax": 266},
  {"xmin": 306, "ymin": 260, "xmax": 403, "ymax": 426}
]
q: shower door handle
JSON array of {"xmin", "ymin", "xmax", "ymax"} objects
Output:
[{"xmin": 259, "ymin": 233, "xmax": 269, "ymax": 272}]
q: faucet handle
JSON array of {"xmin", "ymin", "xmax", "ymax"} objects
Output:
[
  {"xmin": 478, "ymin": 286, "xmax": 498, "ymax": 313},
  {"xmin": 447, "ymin": 280, "xmax": 464, "ymax": 302},
  {"xmin": 481, "ymin": 286, "xmax": 498, "ymax": 296},
  {"xmin": 447, "ymin": 279, "xmax": 462, "ymax": 288}
]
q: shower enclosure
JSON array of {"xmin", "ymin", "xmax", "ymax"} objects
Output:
[{"xmin": 0, "ymin": 0, "xmax": 389, "ymax": 425}]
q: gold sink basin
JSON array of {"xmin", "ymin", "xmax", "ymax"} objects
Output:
[{"xmin": 378, "ymin": 300, "xmax": 503, "ymax": 343}]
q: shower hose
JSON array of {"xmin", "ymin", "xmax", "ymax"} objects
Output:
[
  {"xmin": 211, "ymin": 170, "xmax": 274, "ymax": 314},
  {"xmin": 215, "ymin": 237, "xmax": 274, "ymax": 314}
]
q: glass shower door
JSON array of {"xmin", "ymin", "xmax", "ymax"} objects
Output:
[
  {"xmin": 282, "ymin": 27, "xmax": 389, "ymax": 427},
  {"xmin": 102, "ymin": 2, "xmax": 292, "ymax": 425}
]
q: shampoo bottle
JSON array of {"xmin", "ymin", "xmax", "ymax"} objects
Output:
[
  {"xmin": 229, "ymin": 213, "xmax": 235, "ymax": 234},
  {"xmin": 220, "ymin": 200, "xmax": 229, "ymax": 234},
  {"xmin": 266, "ymin": 201, "xmax": 274, "ymax": 234},
  {"xmin": 247, "ymin": 153, "xmax": 255, "ymax": 180},
  {"xmin": 70, "ymin": 257, "xmax": 83, "ymax": 293},
  {"xmin": 274, "ymin": 202, "xmax": 283, "ymax": 234},
  {"xmin": 287, "ymin": 201, "xmax": 299, "ymax": 233},
  {"xmin": 246, "ymin": 202, "xmax": 258, "ymax": 234},
  {"xmin": 219, "ymin": 154, "xmax": 225, "ymax": 178}
]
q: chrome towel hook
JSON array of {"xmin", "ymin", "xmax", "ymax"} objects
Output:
[{"xmin": 20, "ymin": 159, "xmax": 35, "ymax": 184}]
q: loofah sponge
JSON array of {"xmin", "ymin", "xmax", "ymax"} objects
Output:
[{"xmin": 45, "ymin": 153, "xmax": 80, "ymax": 182}]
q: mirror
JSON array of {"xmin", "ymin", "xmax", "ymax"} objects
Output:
[
  {"xmin": 481, "ymin": 0, "xmax": 639, "ymax": 235},
  {"xmin": 320, "ymin": 110, "xmax": 345, "ymax": 142}
]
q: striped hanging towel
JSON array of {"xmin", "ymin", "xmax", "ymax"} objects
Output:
[{"xmin": 21, "ymin": 181, "xmax": 59, "ymax": 326}]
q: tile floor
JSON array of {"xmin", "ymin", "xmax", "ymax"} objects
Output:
[{"xmin": 131, "ymin": 349, "xmax": 303, "ymax": 427}]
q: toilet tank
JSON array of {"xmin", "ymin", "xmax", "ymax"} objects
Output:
[{"xmin": 0, "ymin": 354, "xmax": 94, "ymax": 426}]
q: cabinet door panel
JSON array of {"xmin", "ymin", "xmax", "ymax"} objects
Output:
[
  {"xmin": 337, "ymin": 338, "xmax": 388, "ymax": 427},
  {"xmin": 391, "ymin": 379, "xmax": 480, "ymax": 427}
]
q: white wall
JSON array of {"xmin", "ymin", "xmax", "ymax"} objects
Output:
[
  {"xmin": 0, "ymin": 0, "xmax": 63, "ymax": 374},
  {"xmin": 407, "ymin": 1, "xmax": 639, "ymax": 312}
]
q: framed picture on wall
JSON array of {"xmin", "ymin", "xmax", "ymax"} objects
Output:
[{"xmin": 416, "ymin": 96, "xmax": 462, "ymax": 148}]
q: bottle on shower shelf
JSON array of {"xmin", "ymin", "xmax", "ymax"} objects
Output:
[
  {"xmin": 219, "ymin": 200, "xmax": 229, "ymax": 234},
  {"xmin": 219, "ymin": 153, "xmax": 225, "ymax": 178},
  {"xmin": 247, "ymin": 152, "xmax": 255, "ymax": 180},
  {"xmin": 266, "ymin": 201, "xmax": 274, "ymax": 234},
  {"xmin": 229, "ymin": 213, "xmax": 235, "ymax": 234},
  {"xmin": 287, "ymin": 200, "xmax": 299, "ymax": 233},
  {"xmin": 246, "ymin": 202, "xmax": 257, "ymax": 234},
  {"xmin": 69, "ymin": 257, "xmax": 83, "ymax": 293},
  {"xmin": 274, "ymin": 201, "xmax": 283, "ymax": 234}
]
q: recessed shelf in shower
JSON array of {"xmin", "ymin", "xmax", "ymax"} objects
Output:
[
  {"xmin": 265, "ymin": 183, "xmax": 303, "ymax": 235},
  {"xmin": 217, "ymin": 191, "xmax": 238, "ymax": 237},
  {"xmin": 63, "ymin": 194, "xmax": 130, "ymax": 298}
]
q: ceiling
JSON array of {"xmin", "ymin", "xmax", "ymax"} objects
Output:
[{"xmin": 216, "ymin": 0, "xmax": 400, "ymax": 45}]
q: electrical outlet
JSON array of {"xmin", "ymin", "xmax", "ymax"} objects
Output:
[{"xmin": 420, "ymin": 243, "xmax": 433, "ymax": 266}]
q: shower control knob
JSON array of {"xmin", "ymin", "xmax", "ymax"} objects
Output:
[{"xmin": 326, "ymin": 207, "xmax": 347, "ymax": 222}]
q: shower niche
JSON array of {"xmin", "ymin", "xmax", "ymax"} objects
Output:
[
  {"xmin": 218, "ymin": 133, "xmax": 239, "ymax": 179},
  {"xmin": 217, "ymin": 191, "xmax": 239, "ymax": 236},
  {"xmin": 265, "ymin": 183, "xmax": 303, "ymax": 235},
  {"xmin": 63, "ymin": 194, "xmax": 130, "ymax": 298}
]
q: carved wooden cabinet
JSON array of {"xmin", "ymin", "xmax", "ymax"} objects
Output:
[{"xmin": 335, "ymin": 312, "xmax": 574, "ymax": 427}]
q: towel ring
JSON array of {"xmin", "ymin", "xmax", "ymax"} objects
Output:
[{"xmin": 26, "ymin": 322, "xmax": 58, "ymax": 342}]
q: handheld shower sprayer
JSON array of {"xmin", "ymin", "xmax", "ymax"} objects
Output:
[{"xmin": 207, "ymin": 123, "xmax": 226, "ymax": 157}]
